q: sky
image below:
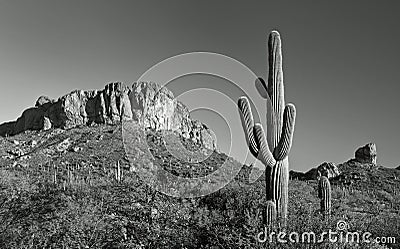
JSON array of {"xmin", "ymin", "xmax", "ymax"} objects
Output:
[{"xmin": 0, "ymin": 0, "xmax": 399, "ymax": 171}]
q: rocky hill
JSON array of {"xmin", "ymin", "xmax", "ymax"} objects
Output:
[
  {"xmin": 0, "ymin": 82, "xmax": 216, "ymax": 151},
  {"xmin": 0, "ymin": 123, "xmax": 398, "ymax": 248}
]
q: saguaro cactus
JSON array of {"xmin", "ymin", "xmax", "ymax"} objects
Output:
[
  {"xmin": 318, "ymin": 176, "xmax": 331, "ymax": 215},
  {"xmin": 115, "ymin": 160, "xmax": 123, "ymax": 182},
  {"xmin": 53, "ymin": 165, "xmax": 57, "ymax": 184},
  {"xmin": 238, "ymin": 31, "xmax": 296, "ymax": 224}
]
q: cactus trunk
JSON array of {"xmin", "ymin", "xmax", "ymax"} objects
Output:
[
  {"xmin": 238, "ymin": 31, "xmax": 296, "ymax": 225},
  {"xmin": 268, "ymin": 159, "xmax": 289, "ymax": 219},
  {"xmin": 318, "ymin": 176, "xmax": 332, "ymax": 215},
  {"xmin": 264, "ymin": 200, "xmax": 277, "ymax": 226}
]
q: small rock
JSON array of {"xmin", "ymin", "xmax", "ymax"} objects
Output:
[
  {"xmin": 13, "ymin": 140, "xmax": 20, "ymax": 145},
  {"xmin": 56, "ymin": 138, "xmax": 71, "ymax": 152},
  {"xmin": 71, "ymin": 146, "xmax": 82, "ymax": 152},
  {"xmin": 43, "ymin": 117, "xmax": 52, "ymax": 130},
  {"xmin": 151, "ymin": 208, "xmax": 159, "ymax": 218},
  {"xmin": 28, "ymin": 140, "xmax": 37, "ymax": 147}
]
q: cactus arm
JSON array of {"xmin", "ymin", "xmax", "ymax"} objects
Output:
[
  {"xmin": 255, "ymin": 77, "xmax": 269, "ymax": 99},
  {"xmin": 253, "ymin": 123, "xmax": 276, "ymax": 167},
  {"xmin": 267, "ymin": 31, "xmax": 285, "ymax": 149},
  {"xmin": 273, "ymin": 103, "xmax": 296, "ymax": 160},
  {"xmin": 238, "ymin": 97, "xmax": 259, "ymax": 157}
]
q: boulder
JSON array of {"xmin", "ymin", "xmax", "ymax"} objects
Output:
[
  {"xmin": 28, "ymin": 140, "xmax": 37, "ymax": 147},
  {"xmin": 355, "ymin": 143, "xmax": 377, "ymax": 165},
  {"xmin": 56, "ymin": 138, "xmax": 71, "ymax": 152},
  {"xmin": 35, "ymin": 96, "xmax": 54, "ymax": 107},
  {"xmin": 43, "ymin": 117, "xmax": 52, "ymax": 130},
  {"xmin": 312, "ymin": 162, "xmax": 340, "ymax": 179},
  {"xmin": 290, "ymin": 162, "xmax": 340, "ymax": 180}
]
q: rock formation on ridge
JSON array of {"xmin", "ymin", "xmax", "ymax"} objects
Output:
[
  {"xmin": 355, "ymin": 143, "xmax": 377, "ymax": 165},
  {"xmin": 0, "ymin": 82, "xmax": 216, "ymax": 150},
  {"xmin": 289, "ymin": 143, "xmax": 378, "ymax": 181},
  {"xmin": 309, "ymin": 162, "xmax": 340, "ymax": 179},
  {"xmin": 289, "ymin": 162, "xmax": 340, "ymax": 180}
]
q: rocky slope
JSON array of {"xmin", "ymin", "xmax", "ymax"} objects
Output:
[
  {"xmin": 0, "ymin": 125, "xmax": 398, "ymax": 248},
  {"xmin": 0, "ymin": 82, "xmax": 216, "ymax": 151}
]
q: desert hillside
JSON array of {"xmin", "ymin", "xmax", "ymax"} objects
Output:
[{"xmin": 0, "ymin": 83, "xmax": 399, "ymax": 248}]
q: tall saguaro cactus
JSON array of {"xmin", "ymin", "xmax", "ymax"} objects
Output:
[
  {"xmin": 318, "ymin": 176, "xmax": 332, "ymax": 215},
  {"xmin": 238, "ymin": 31, "xmax": 296, "ymax": 224}
]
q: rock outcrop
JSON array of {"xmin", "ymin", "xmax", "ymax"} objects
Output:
[
  {"xmin": 3, "ymin": 82, "xmax": 132, "ymax": 136},
  {"xmin": 289, "ymin": 143, "xmax": 380, "ymax": 181},
  {"xmin": 0, "ymin": 82, "xmax": 216, "ymax": 150},
  {"xmin": 355, "ymin": 143, "xmax": 377, "ymax": 165},
  {"xmin": 130, "ymin": 82, "xmax": 176, "ymax": 130},
  {"xmin": 128, "ymin": 81, "xmax": 216, "ymax": 150},
  {"xmin": 312, "ymin": 162, "xmax": 340, "ymax": 179},
  {"xmin": 289, "ymin": 162, "xmax": 340, "ymax": 180}
]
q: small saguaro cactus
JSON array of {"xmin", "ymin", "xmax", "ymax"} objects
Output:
[
  {"xmin": 115, "ymin": 161, "xmax": 123, "ymax": 182},
  {"xmin": 53, "ymin": 164, "xmax": 57, "ymax": 184},
  {"xmin": 238, "ymin": 31, "xmax": 296, "ymax": 224},
  {"xmin": 318, "ymin": 176, "xmax": 332, "ymax": 215}
]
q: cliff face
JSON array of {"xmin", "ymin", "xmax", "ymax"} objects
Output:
[
  {"xmin": 0, "ymin": 82, "xmax": 216, "ymax": 150},
  {"xmin": 1, "ymin": 82, "xmax": 132, "ymax": 135}
]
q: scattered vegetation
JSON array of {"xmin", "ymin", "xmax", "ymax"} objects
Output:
[{"xmin": 0, "ymin": 125, "xmax": 398, "ymax": 248}]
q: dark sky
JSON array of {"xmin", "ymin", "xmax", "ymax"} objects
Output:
[{"xmin": 0, "ymin": 0, "xmax": 399, "ymax": 171}]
